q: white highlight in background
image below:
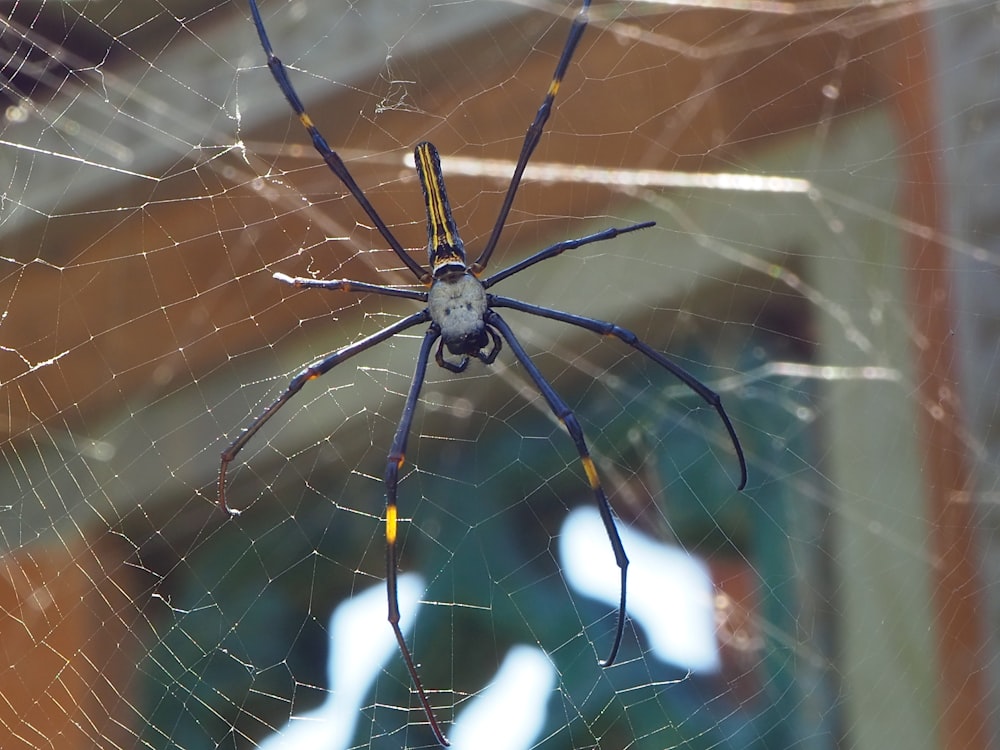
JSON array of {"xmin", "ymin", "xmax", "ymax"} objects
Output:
[
  {"xmin": 559, "ymin": 506, "xmax": 721, "ymax": 673},
  {"xmin": 449, "ymin": 645, "xmax": 556, "ymax": 750},
  {"xmin": 261, "ymin": 507, "xmax": 719, "ymax": 749},
  {"xmin": 258, "ymin": 573, "xmax": 425, "ymax": 750},
  {"xmin": 403, "ymin": 150, "xmax": 811, "ymax": 194}
]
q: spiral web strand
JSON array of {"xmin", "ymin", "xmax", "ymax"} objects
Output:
[{"xmin": 0, "ymin": 1, "xmax": 996, "ymax": 749}]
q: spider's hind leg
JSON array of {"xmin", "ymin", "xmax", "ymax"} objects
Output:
[
  {"xmin": 489, "ymin": 295, "xmax": 748, "ymax": 490},
  {"xmin": 383, "ymin": 325, "xmax": 451, "ymax": 747},
  {"xmin": 486, "ymin": 310, "xmax": 629, "ymax": 666}
]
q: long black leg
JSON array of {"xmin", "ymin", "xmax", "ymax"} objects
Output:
[
  {"xmin": 248, "ymin": 0, "xmax": 429, "ymax": 282},
  {"xmin": 482, "ymin": 220, "xmax": 655, "ymax": 289},
  {"xmin": 491, "ymin": 295, "xmax": 748, "ymax": 490},
  {"xmin": 273, "ymin": 272, "xmax": 428, "ymax": 302},
  {"xmin": 383, "ymin": 324, "xmax": 450, "ymax": 747},
  {"xmin": 471, "ymin": 0, "xmax": 592, "ymax": 274},
  {"xmin": 486, "ymin": 310, "xmax": 629, "ymax": 667},
  {"xmin": 218, "ymin": 309, "xmax": 431, "ymax": 515}
]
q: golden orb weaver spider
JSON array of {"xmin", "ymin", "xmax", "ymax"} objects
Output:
[{"xmin": 222, "ymin": 0, "xmax": 748, "ymax": 745}]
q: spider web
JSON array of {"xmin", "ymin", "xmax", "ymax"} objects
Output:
[{"xmin": 1, "ymin": 0, "xmax": 997, "ymax": 748}]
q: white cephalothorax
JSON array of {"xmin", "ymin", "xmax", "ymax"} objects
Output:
[{"xmin": 428, "ymin": 272, "xmax": 488, "ymax": 353}]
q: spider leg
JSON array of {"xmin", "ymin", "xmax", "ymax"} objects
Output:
[
  {"xmin": 435, "ymin": 339, "xmax": 469, "ymax": 374},
  {"xmin": 477, "ymin": 326, "xmax": 503, "ymax": 365},
  {"xmin": 383, "ymin": 324, "xmax": 450, "ymax": 747},
  {"xmin": 491, "ymin": 295, "xmax": 748, "ymax": 490},
  {"xmin": 218, "ymin": 309, "xmax": 431, "ymax": 516},
  {"xmin": 471, "ymin": 0, "xmax": 592, "ymax": 274},
  {"xmin": 273, "ymin": 272, "xmax": 428, "ymax": 302},
  {"xmin": 482, "ymin": 220, "xmax": 655, "ymax": 289},
  {"xmin": 486, "ymin": 311, "xmax": 629, "ymax": 667},
  {"xmin": 248, "ymin": 0, "xmax": 429, "ymax": 282}
]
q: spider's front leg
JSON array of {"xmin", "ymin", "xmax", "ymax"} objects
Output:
[{"xmin": 273, "ymin": 272, "xmax": 428, "ymax": 302}]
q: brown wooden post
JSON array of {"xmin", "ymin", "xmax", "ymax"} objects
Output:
[
  {"xmin": 887, "ymin": 13, "xmax": 991, "ymax": 750},
  {"xmin": 0, "ymin": 534, "xmax": 139, "ymax": 749}
]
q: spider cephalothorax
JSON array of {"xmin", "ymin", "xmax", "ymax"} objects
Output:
[
  {"xmin": 427, "ymin": 270, "xmax": 498, "ymax": 371},
  {"xmin": 223, "ymin": 2, "xmax": 747, "ymax": 745}
]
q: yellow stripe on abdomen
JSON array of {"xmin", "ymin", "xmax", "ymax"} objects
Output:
[{"xmin": 414, "ymin": 142, "xmax": 467, "ymax": 276}]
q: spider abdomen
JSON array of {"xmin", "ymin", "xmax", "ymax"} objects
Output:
[{"xmin": 428, "ymin": 272, "xmax": 489, "ymax": 355}]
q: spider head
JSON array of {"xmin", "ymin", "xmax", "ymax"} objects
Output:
[
  {"xmin": 443, "ymin": 326, "xmax": 490, "ymax": 357},
  {"xmin": 436, "ymin": 321, "xmax": 501, "ymax": 373}
]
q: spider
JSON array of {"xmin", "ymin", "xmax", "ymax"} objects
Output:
[{"xmin": 223, "ymin": 0, "xmax": 747, "ymax": 745}]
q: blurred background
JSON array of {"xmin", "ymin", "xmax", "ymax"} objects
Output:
[{"xmin": 1, "ymin": 0, "xmax": 996, "ymax": 748}]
